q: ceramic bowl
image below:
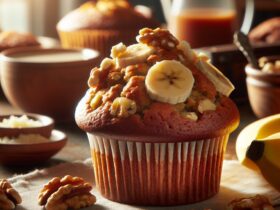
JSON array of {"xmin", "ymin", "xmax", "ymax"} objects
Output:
[
  {"xmin": 0, "ymin": 47, "xmax": 100, "ymax": 122},
  {"xmin": 0, "ymin": 113, "xmax": 54, "ymax": 138},
  {"xmin": 0, "ymin": 129, "xmax": 67, "ymax": 165},
  {"xmin": 246, "ymin": 56, "xmax": 280, "ymax": 118}
]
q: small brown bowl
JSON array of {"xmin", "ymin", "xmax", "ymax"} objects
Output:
[
  {"xmin": 246, "ymin": 56, "xmax": 280, "ymax": 118},
  {"xmin": 0, "ymin": 47, "xmax": 100, "ymax": 122},
  {"xmin": 0, "ymin": 113, "xmax": 54, "ymax": 138},
  {"xmin": 0, "ymin": 129, "xmax": 67, "ymax": 165}
]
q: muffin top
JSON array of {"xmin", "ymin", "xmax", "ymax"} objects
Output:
[
  {"xmin": 75, "ymin": 28, "xmax": 239, "ymax": 142},
  {"xmin": 0, "ymin": 31, "xmax": 40, "ymax": 51},
  {"xmin": 57, "ymin": 0, "xmax": 159, "ymax": 31}
]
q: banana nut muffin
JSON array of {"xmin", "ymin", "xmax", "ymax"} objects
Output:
[
  {"xmin": 0, "ymin": 31, "xmax": 40, "ymax": 52},
  {"xmin": 75, "ymin": 28, "xmax": 239, "ymax": 205},
  {"xmin": 57, "ymin": 0, "xmax": 159, "ymax": 56}
]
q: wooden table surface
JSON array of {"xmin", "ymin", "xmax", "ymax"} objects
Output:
[{"xmin": 0, "ymin": 97, "xmax": 257, "ymax": 179}]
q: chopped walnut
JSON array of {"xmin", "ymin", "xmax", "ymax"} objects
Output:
[
  {"xmin": 137, "ymin": 28, "xmax": 179, "ymax": 50},
  {"xmin": 123, "ymin": 63, "xmax": 149, "ymax": 81},
  {"xmin": 121, "ymin": 76, "xmax": 151, "ymax": 111},
  {"xmin": 102, "ymin": 84, "xmax": 122, "ymax": 103},
  {"xmin": 110, "ymin": 42, "xmax": 127, "ymax": 58},
  {"xmin": 0, "ymin": 179, "xmax": 22, "ymax": 210},
  {"xmin": 110, "ymin": 97, "xmax": 137, "ymax": 118},
  {"xmin": 38, "ymin": 175, "xmax": 96, "ymax": 210},
  {"xmin": 107, "ymin": 69, "xmax": 123, "ymax": 86},
  {"xmin": 227, "ymin": 194, "xmax": 275, "ymax": 210},
  {"xmin": 100, "ymin": 57, "xmax": 114, "ymax": 70},
  {"xmin": 88, "ymin": 67, "xmax": 100, "ymax": 88}
]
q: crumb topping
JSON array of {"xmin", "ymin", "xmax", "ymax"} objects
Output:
[{"xmin": 86, "ymin": 28, "xmax": 231, "ymax": 121}]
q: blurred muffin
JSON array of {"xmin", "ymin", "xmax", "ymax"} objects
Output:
[
  {"xmin": 0, "ymin": 31, "xmax": 40, "ymax": 51},
  {"xmin": 249, "ymin": 17, "xmax": 280, "ymax": 44},
  {"xmin": 75, "ymin": 28, "xmax": 239, "ymax": 205},
  {"xmin": 57, "ymin": 0, "xmax": 159, "ymax": 56}
]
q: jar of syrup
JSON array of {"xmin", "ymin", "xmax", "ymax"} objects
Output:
[{"xmin": 160, "ymin": 0, "xmax": 253, "ymax": 48}]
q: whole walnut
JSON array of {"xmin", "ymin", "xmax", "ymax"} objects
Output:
[{"xmin": 249, "ymin": 17, "xmax": 280, "ymax": 44}]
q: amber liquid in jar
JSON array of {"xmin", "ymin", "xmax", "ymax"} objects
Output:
[{"xmin": 170, "ymin": 9, "xmax": 237, "ymax": 48}]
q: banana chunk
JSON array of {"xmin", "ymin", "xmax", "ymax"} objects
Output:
[
  {"xmin": 116, "ymin": 44, "xmax": 154, "ymax": 68},
  {"xmin": 145, "ymin": 60, "xmax": 194, "ymax": 104},
  {"xmin": 196, "ymin": 59, "xmax": 234, "ymax": 96}
]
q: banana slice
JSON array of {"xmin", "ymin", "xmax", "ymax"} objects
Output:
[
  {"xmin": 196, "ymin": 59, "xmax": 234, "ymax": 96},
  {"xmin": 116, "ymin": 44, "xmax": 154, "ymax": 68},
  {"xmin": 145, "ymin": 60, "xmax": 194, "ymax": 104}
]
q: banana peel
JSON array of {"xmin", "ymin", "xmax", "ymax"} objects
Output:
[{"xmin": 236, "ymin": 114, "xmax": 280, "ymax": 192}]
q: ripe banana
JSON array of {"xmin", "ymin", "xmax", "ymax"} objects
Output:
[
  {"xmin": 236, "ymin": 114, "xmax": 280, "ymax": 170},
  {"xmin": 246, "ymin": 133, "xmax": 280, "ymax": 192},
  {"xmin": 236, "ymin": 114, "xmax": 280, "ymax": 192},
  {"xmin": 145, "ymin": 60, "xmax": 194, "ymax": 104},
  {"xmin": 116, "ymin": 44, "xmax": 154, "ymax": 68},
  {"xmin": 195, "ymin": 59, "xmax": 234, "ymax": 96}
]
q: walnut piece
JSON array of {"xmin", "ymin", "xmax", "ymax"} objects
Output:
[
  {"xmin": 138, "ymin": 28, "xmax": 179, "ymax": 50},
  {"xmin": 38, "ymin": 175, "xmax": 96, "ymax": 210},
  {"xmin": 0, "ymin": 179, "xmax": 22, "ymax": 210},
  {"xmin": 227, "ymin": 194, "xmax": 275, "ymax": 210}
]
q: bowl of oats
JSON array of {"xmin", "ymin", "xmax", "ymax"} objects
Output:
[
  {"xmin": 0, "ymin": 113, "xmax": 54, "ymax": 138},
  {"xmin": 246, "ymin": 56, "xmax": 280, "ymax": 118},
  {"xmin": 0, "ymin": 113, "xmax": 67, "ymax": 165}
]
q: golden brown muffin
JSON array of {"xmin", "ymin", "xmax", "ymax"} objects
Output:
[
  {"xmin": 75, "ymin": 28, "xmax": 239, "ymax": 205},
  {"xmin": 0, "ymin": 31, "xmax": 40, "ymax": 51},
  {"xmin": 57, "ymin": 0, "xmax": 159, "ymax": 56}
]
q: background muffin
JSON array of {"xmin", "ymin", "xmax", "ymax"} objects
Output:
[
  {"xmin": 75, "ymin": 28, "xmax": 239, "ymax": 205},
  {"xmin": 57, "ymin": 0, "xmax": 159, "ymax": 57},
  {"xmin": 0, "ymin": 31, "xmax": 40, "ymax": 52}
]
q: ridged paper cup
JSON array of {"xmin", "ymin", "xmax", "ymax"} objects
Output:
[
  {"xmin": 87, "ymin": 133, "xmax": 229, "ymax": 205},
  {"xmin": 58, "ymin": 29, "xmax": 138, "ymax": 56}
]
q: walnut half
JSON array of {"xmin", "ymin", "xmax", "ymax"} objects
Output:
[
  {"xmin": 0, "ymin": 179, "xmax": 22, "ymax": 210},
  {"xmin": 227, "ymin": 194, "xmax": 275, "ymax": 210},
  {"xmin": 38, "ymin": 175, "xmax": 96, "ymax": 210}
]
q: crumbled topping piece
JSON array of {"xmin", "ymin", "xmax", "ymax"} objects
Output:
[
  {"xmin": 0, "ymin": 179, "xmax": 22, "ymax": 210},
  {"xmin": 38, "ymin": 175, "xmax": 96, "ymax": 210},
  {"xmin": 227, "ymin": 194, "xmax": 274, "ymax": 210},
  {"xmin": 110, "ymin": 42, "xmax": 127, "ymax": 58},
  {"xmin": 177, "ymin": 40, "xmax": 197, "ymax": 62},
  {"xmin": 107, "ymin": 69, "xmax": 123, "ymax": 85},
  {"xmin": 181, "ymin": 112, "xmax": 198, "ymax": 121},
  {"xmin": 121, "ymin": 76, "xmax": 151, "ymax": 110},
  {"xmin": 123, "ymin": 63, "xmax": 149, "ymax": 81},
  {"xmin": 137, "ymin": 28, "xmax": 179, "ymax": 50},
  {"xmin": 102, "ymin": 84, "xmax": 122, "ymax": 103},
  {"xmin": 110, "ymin": 97, "xmax": 137, "ymax": 118},
  {"xmin": 88, "ymin": 68, "xmax": 100, "ymax": 88},
  {"xmin": 198, "ymin": 99, "xmax": 217, "ymax": 113},
  {"xmin": 100, "ymin": 57, "xmax": 114, "ymax": 70},
  {"xmin": 90, "ymin": 91, "xmax": 104, "ymax": 110}
]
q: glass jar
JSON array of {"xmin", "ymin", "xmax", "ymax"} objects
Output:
[{"xmin": 161, "ymin": 0, "xmax": 243, "ymax": 48}]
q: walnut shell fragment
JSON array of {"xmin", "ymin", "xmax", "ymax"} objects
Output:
[{"xmin": 38, "ymin": 175, "xmax": 96, "ymax": 210}]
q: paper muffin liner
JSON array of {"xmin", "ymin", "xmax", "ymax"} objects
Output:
[
  {"xmin": 87, "ymin": 134, "xmax": 228, "ymax": 205},
  {"xmin": 58, "ymin": 29, "xmax": 138, "ymax": 56}
]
